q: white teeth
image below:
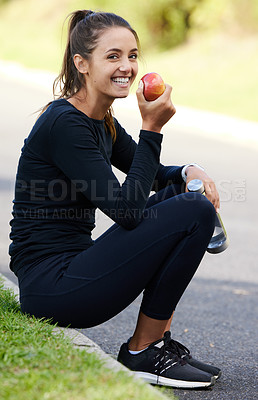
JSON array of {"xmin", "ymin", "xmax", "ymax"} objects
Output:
[{"xmin": 112, "ymin": 77, "xmax": 129, "ymax": 84}]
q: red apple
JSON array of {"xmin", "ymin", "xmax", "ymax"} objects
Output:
[{"xmin": 141, "ymin": 72, "xmax": 165, "ymax": 101}]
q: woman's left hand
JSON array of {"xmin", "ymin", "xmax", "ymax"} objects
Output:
[{"xmin": 185, "ymin": 166, "xmax": 220, "ymax": 212}]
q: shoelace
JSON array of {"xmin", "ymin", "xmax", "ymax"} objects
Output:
[
  {"xmin": 154, "ymin": 338, "xmax": 187, "ymax": 375},
  {"xmin": 168, "ymin": 338, "xmax": 192, "ymax": 360}
]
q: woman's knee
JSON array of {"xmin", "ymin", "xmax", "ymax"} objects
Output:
[
  {"xmin": 187, "ymin": 193, "xmax": 216, "ymax": 230},
  {"xmin": 172, "ymin": 192, "xmax": 215, "ymax": 225}
]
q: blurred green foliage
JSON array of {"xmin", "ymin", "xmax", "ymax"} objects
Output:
[
  {"xmin": 132, "ymin": 0, "xmax": 258, "ymax": 49},
  {"xmin": 1, "ymin": 0, "xmax": 258, "ymax": 53},
  {"xmin": 192, "ymin": 0, "xmax": 258, "ymax": 34},
  {"xmin": 125, "ymin": 0, "xmax": 206, "ymax": 50}
]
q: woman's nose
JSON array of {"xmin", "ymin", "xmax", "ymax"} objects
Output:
[{"xmin": 119, "ymin": 58, "xmax": 131, "ymax": 73}]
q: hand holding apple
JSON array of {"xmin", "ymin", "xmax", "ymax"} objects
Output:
[
  {"xmin": 136, "ymin": 78, "xmax": 176, "ymax": 133},
  {"xmin": 141, "ymin": 72, "xmax": 165, "ymax": 101}
]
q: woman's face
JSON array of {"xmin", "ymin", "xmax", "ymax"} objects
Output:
[{"xmin": 85, "ymin": 27, "xmax": 139, "ymax": 102}]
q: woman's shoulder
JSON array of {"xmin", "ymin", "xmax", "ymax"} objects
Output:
[
  {"xmin": 51, "ymin": 99, "xmax": 106, "ymax": 127},
  {"xmin": 45, "ymin": 99, "xmax": 98, "ymax": 131},
  {"xmin": 48, "ymin": 98, "xmax": 86, "ymax": 119},
  {"xmin": 47, "ymin": 100, "xmax": 106, "ymax": 149}
]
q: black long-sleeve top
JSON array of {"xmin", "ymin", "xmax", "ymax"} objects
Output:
[{"xmin": 9, "ymin": 99, "xmax": 184, "ymax": 275}]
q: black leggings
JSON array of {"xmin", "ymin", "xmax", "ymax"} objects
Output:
[{"xmin": 19, "ymin": 185, "xmax": 216, "ymax": 328}]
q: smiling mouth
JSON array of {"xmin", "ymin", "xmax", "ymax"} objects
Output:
[{"xmin": 111, "ymin": 77, "xmax": 130, "ymax": 84}]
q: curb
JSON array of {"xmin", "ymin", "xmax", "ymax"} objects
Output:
[
  {"xmin": 0, "ymin": 272, "xmax": 128, "ymax": 373},
  {"xmin": 0, "ymin": 272, "xmax": 167, "ymax": 398}
]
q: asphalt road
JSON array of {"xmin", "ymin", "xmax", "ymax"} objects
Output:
[{"xmin": 0, "ymin": 72, "xmax": 257, "ymax": 399}]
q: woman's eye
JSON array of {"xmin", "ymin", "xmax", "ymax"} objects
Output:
[
  {"xmin": 108, "ymin": 54, "xmax": 118, "ymax": 60},
  {"xmin": 108, "ymin": 53, "xmax": 138, "ymax": 60}
]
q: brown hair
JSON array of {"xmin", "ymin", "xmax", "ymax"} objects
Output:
[{"xmin": 42, "ymin": 10, "xmax": 139, "ymax": 142}]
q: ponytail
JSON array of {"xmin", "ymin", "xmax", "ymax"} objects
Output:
[
  {"xmin": 104, "ymin": 107, "xmax": 116, "ymax": 142},
  {"xmin": 40, "ymin": 10, "xmax": 140, "ymax": 142},
  {"xmin": 53, "ymin": 9, "xmax": 92, "ymax": 99}
]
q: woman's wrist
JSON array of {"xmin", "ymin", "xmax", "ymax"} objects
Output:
[
  {"xmin": 142, "ymin": 122, "xmax": 161, "ymax": 134},
  {"xmin": 181, "ymin": 163, "xmax": 204, "ymax": 182}
]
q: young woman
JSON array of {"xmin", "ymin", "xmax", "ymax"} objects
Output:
[{"xmin": 9, "ymin": 10, "xmax": 221, "ymax": 389}]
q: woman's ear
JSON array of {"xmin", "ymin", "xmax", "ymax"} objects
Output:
[{"xmin": 73, "ymin": 54, "xmax": 89, "ymax": 74}]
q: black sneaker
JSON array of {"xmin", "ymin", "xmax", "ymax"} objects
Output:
[
  {"xmin": 167, "ymin": 333, "xmax": 222, "ymax": 380},
  {"xmin": 117, "ymin": 333, "xmax": 215, "ymax": 389}
]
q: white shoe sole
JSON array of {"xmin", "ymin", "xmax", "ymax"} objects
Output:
[
  {"xmin": 134, "ymin": 371, "xmax": 215, "ymax": 389},
  {"xmin": 214, "ymin": 371, "xmax": 222, "ymax": 380}
]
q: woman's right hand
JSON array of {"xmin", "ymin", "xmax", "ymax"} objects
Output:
[{"xmin": 136, "ymin": 80, "xmax": 176, "ymax": 133}]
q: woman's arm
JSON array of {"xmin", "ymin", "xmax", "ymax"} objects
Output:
[
  {"xmin": 50, "ymin": 111, "xmax": 162, "ymax": 230},
  {"xmin": 111, "ymin": 119, "xmax": 184, "ymax": 191},
  {"xmin": 111, "ymin": 123, "xmax": 219, "ymax": 211}
]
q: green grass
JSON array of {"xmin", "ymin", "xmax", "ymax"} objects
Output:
[
  {"xmin": 0, "ymin": 280, "xmax": 172, "ymax": 400},
  {"xmin": 1, "ymin": 0, "xmax": 257, "ymax": 122}
]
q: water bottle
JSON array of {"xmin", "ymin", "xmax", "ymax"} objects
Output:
[{"xmin": 187, "ymin": 179, "xmax": 229, "ymax": 254}]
